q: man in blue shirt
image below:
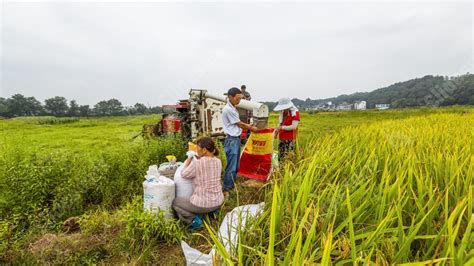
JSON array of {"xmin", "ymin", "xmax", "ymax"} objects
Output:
[{"xmin": 222, "ymin": 87, "xmax": 258, "ymax": 192}]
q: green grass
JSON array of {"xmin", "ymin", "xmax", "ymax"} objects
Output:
[{"xmin": 1, "ymin": 115, "xmax": 161, "ymax": 155}]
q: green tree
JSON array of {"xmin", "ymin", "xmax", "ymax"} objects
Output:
[
  {"xmin": 0, "ymin": 97, "xmax": 8, "ymax": 117},
  {"xmin": 25, "ymin": 97, "xmax": 43, "ymax": 116},
  {"xmin": 68, "ymin": 100, "xmax": 79, "ymax": 117},
  {"xmin": 469, "ymin": 95, "xmax": 474, "ymax": 105},
  {"xmin": 134, "ymin": 103, "xmax": 148, "ymax": 115},
  {"xmin": 93, "ymin": 99, "xmax": 124, "ymax": 116},
  {"xmin": 78, "ymin": 105, "xmax": 91, "ymax": 117},
  {"xmin": 93, "ymin": 101, "xmax": 109, "ymax": 116},
  {"xmin": 44, "ymin": 96, "xmax": 69, "ymax": 116},
  {"xmin": 149, "ymin": 106, "xmax": 163, "ymax": 114},
  {"xmin": 6, "ymin": 94, "xmax": 39, "ymax": 117},
  {"xmin": 440, "ymin": 97, "xmax": 456, "ymax": 106},
  {"xmin": 6, "ymin": 94, "xmax": 28, "ymax": 116},
  {"xmin": 391, "ymin": 99, "xmax": 406, "ymax": 108},
  {"xmin": 107, "ymin": 99, "xmax": 124, "ymax": 115}
]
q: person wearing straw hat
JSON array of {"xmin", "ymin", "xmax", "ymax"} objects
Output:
[{"xmin": 274, "ymin": 98, "xmax": 301, "ymax": 161}]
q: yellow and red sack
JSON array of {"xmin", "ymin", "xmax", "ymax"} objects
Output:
[{"xmin": 238, "ymin": 128, "xmax": 275, "ymax": 182}]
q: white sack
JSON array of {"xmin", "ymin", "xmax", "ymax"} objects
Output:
[
  {"xmin": 158, "ymin": 162, "xmax": 183, "ymax": 178},
  {"xmin": 181, "ymin": 203, "xmax": 265, "ymax": 265},
  {"xmin": 143, "ymin": 175, "xmax": 175, "ymax": 220},
  {"xmin": 174, "ymin": 164, "xmax": 194, "ymax": 198}
]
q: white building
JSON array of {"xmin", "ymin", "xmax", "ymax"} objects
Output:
[
  {"xmin": 375, "ymin": 103, "xmax": 390, "ymax": 110},
  {"xmin": 337, "ymin": 102, "xmax": 353, "ymax": 110},
  {"xmin": 354, "ymin": 101, "xmax": 367, "ymax": 110}
]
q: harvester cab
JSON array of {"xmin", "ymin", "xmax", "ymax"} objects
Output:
[{"xmin": 141, "ymin": 89, "xmax": 269, "ymax": 140}]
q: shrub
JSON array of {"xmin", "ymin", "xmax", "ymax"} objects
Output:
[
  {"xmin": 37, "ymin": 117, "xmax": 80, "ymax": 125},
  {"xmin": 121, "ymin": 209, "xmax": 186, "ymax": 249},
  {"xmin": 0, "ymin": 136, "xmax": 186, "ymax": 241}
]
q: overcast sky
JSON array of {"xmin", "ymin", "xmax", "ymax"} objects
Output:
[{"xmin": 1, "ymin": 1, "xmax": 473, "ymax": 106}]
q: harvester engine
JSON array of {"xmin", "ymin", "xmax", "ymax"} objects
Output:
[{"xmin": 141, "ymin": 100, "xmax": 191, "ymax": 139}]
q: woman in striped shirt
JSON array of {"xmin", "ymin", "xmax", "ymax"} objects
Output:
[{"xmin": 172, "ymin": 137, "xmax": 224, "ymax": 229}]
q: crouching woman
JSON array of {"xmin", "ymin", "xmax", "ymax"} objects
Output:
[{"xmin": 172, "ymin": 137, "xmax": 224, "ymax": 230}]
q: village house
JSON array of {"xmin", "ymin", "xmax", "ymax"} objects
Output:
[
  {"xmin": 375, "ymin": 103, "xmax": 391, "ymax": 110},
  {"xmin": 354, "ymin": 101, "xmax": 367, "ymax": 110},
  {"xmin": 336, "ymin": 102, "xmax": 353, "ymax": 110}
]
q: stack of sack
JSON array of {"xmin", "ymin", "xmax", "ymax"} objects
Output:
[{"xmin": 143, "ymin": 152, "xmax": 195, "ymax": 220}]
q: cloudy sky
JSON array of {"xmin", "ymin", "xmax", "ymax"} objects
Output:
[{"xmin": 1, "ymin": 1, "xmax": 472, "ymax": 106}]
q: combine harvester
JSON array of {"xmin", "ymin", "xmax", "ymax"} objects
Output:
[
  {"xmin": 142, "ymin": 89, "xmax": 269, "ymax": 141},
  {"xmin": 141, "ymin": 89, "xmax": 274, "ymax": 182}
]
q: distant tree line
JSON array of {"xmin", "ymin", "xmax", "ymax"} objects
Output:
[
  {"xmin": 0, "ymin": 94, "xmax": 163, "ymax": 118},
  {"xmin": 264, "ymin": 74, "xmax": 474, "ymax": 111},
  {"xmin": 3, "ymin": 74, "xmax": 472, "ymax": 117}
]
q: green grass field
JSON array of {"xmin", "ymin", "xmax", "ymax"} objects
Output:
[
  {"xmin": 1, "ymin": 115, "xmax": 162, "ymax": 154},
  {"xmin": 0, "ymin": 107, "xmax": 472, "ymax": 264}
]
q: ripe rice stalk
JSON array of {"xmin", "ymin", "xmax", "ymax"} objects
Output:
[
  {"xmin": 208, "ymin": 112, "xmax": 473, "ymax": 264},
  {"xmin": 346, "ymin": 188, "xmax": 357, "ymax": 263},
  {"xmin": 266, "ymin": 182, "xmax": 280, "ymax": 266}
]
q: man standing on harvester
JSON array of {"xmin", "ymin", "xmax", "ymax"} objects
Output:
[
  {"xmin": 222, "ymin": 87, "xmax": 258, "ymax": 192},
  {"xmin": 238, "ymin": 85, "xmax": 252, "ymax": 123}
]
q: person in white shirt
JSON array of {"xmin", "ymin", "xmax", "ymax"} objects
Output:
[{"xmin": 222, "ymin": 87, "xmax": 258, "ymax": 191}]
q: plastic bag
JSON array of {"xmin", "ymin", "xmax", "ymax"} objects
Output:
[
  {"xmin": 272, "ymin": 151, "xmax": 279, "ymax": 168},
  {"xmin": 146, "ymin": 165, "xmax": 160, "ymax": 177},
  {"xmin": 181, "ymin": 203, "xmax": 265, "ymax": 265},
  {"xmin": 174, "ymin": 164, "xmax": 194, "ymax": 198},
  {"xmin": 181, "ymin": 241, "xmax": 213, "ymax": 265}
]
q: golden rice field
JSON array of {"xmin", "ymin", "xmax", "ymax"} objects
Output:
[{"xmin": 213, "ymin": 111, "xmax": 474, "ymax": 265}]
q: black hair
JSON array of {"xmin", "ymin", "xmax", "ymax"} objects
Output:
[
  {"xmin": 196, "ymin": 137, "xmax": 219, "ymax": 156},
  {"xmin": 227, "ymin": 87, "xmax": 242, "ymax": 97},
  {"xmin": 241, "ymin": 85, "xmax": 246, "ymax": 89}
]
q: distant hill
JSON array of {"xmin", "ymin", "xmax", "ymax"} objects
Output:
[{"xmin": 263, "ymin": 74, "xmax": 474, "ymax": 110}]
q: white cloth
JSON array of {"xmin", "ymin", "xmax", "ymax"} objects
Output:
[
  {"xmin": 222, "ymin": 102, "xmax": 242, "ymax": 137},
  {"xmin": 281, "ymin": 120, "xmax": 299, "ymax": 131},
  {"xmin": 186, "ymin": 151, "xmax": 197, "ymax": 158}
]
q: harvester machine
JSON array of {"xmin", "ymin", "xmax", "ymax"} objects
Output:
[{"xmin": 142, "ymin": 89, "xmax": 269, "ymax": 140}]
